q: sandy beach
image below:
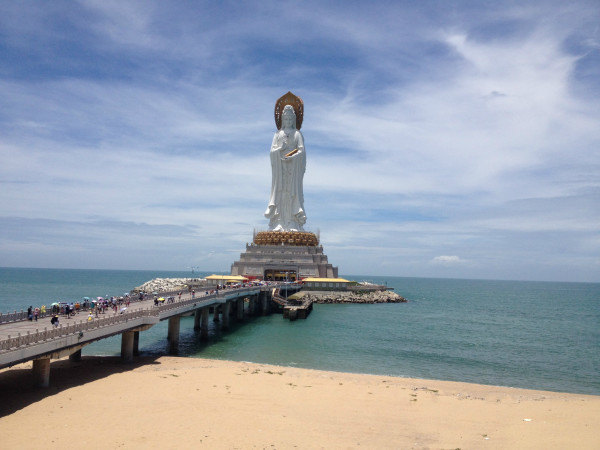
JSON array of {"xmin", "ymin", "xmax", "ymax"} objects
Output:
[{"xmin": 0, "ymin": 356, "xmax": 598, "ymax": 449}]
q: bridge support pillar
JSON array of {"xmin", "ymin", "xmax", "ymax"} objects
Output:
[
  {"xmin": 213, "ymin": 305, "xmax": 220, "ymax": 322},
  {"xmin": 254, "ymin": 295, "xmax": 261, "ymax": 315},
  {"xmin": 260, "ymin": 292, "xmax": 269, "ymax": 315},
  {"xmin": 222, "ymin": 301, "xmax": 231, "ymax": 330},
  {"xmin": 121, "ymin": 331, "xmax": 135, "ymax": 362},
  {"xmin": 193, "ymin": 309, "xmax": 201, "ymax": 331},
  {"xmin": 133, "ymin": 331, "xmax": 140, "ymax": 356},
  {"xmin": 168, "ymin": 316, "xmax": 180, "ymax": 355},
  {"xmin": 33, "ymin": 357, "xmax": 51, "ymax": 388},
  {"xmin": 237, "ymin": 299, "xmax": 244, "ymax": 321},
  {"xmin": 69, "ymin": 349, "xmax": 82, "ymax": 362},
  {"xmin": 201, "ymin": 307, "xmax": 209, "ymax": 340}
]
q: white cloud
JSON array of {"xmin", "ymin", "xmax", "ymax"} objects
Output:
[
  {"xmin": 0, "ymin": 1, "xmax": 599, "ymax": 281},
  {"xmin": 431, "ymin": 255, "xmax": 464, "ymax": 265}
]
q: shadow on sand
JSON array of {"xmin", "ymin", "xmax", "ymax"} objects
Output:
[{"xmin": 0, "ymin": 356, "xmax": 161, "ymax": 417}]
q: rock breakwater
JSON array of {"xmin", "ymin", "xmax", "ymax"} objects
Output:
[
  {"xmin": 301, "ymin": 290, "xmax": 407, "ymax": 304},
  {"xmin": 133, "ymin": 278, "xmax": 202, "ymax": 293}
]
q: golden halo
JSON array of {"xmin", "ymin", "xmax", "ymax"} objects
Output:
[{"xmin": 274, "ymin": 91, "xmax": 304, "ymax": 130}]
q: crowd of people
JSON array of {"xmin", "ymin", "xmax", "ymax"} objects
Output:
[{"xmin": 25, "ymin": 294, "xmax": 135, "ymax": 328}]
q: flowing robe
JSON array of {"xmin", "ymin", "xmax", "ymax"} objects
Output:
[{"xmin": 264, "ymin": 128, "xmax": 306, "ymax": 231}]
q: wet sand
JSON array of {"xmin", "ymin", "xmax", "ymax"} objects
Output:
[{"xmin": 1, "ymin": 356, "xmax": 598, "ymax": 449}]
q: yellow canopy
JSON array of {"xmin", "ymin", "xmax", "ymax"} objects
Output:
[
  {"xmin": 206, "ymin": 275, "xmax": 248, "ymax": 282},
  {"xmin": 302, "ymin": 277, "xmax": 350, "ymax": 283}
]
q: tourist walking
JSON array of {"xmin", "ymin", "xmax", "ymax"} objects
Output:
[{"xmin": 27, "ymin": 306, "xmax": 33, "ymax": 321}]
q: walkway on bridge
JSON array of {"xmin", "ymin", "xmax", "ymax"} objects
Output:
[{"xmin": 0, "ymin": 282, "xmax": 302, "ymax": 387}]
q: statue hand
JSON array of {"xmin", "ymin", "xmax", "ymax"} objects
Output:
[{"xmin": 282, "ymin": 151, "xmax": 298, "ymax": 160}]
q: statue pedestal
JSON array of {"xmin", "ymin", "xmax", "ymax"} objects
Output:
[{"xmin": 230, "ymin": 237, "xmax": 338, "ymax": 281}]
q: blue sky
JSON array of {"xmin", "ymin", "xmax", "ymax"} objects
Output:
[{"xmin": 1, "ymin": 1, "xmax": 599, "ymax": 281}]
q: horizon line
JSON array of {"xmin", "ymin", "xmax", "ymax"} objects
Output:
[{"xmin": 0, "ymin": 266, "xmax": 598, "ymax": 285}]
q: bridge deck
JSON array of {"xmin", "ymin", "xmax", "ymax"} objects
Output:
[
  {"xmin": 1, "ymin": 288, "xmax": 203, "ymax": 339},
  {"xmin": 0, "ymin": 283, "xmax": 302, "ymax": 370}
]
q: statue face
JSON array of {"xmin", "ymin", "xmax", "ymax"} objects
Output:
[{"xmin": 283, "ymin": 114, "xmax": 294, "ymax": 129}]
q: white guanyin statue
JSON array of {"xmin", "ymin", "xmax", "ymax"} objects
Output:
[{"xmin": 264, "ymin": 101, "xmax": 307, "ymax": 231}]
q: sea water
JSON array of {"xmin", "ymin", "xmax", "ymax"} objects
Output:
[{"xmin": 0, "ymin": 267, "xmax": 598, "ymax": 395}]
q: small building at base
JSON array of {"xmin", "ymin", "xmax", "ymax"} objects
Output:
[
  {"xmin": 302, "ymin": 277, "xmax": 351, "ymax": 290},
  {"xmin": 230, "ymin": 242, "xmax": 339, "ymax": 281}
]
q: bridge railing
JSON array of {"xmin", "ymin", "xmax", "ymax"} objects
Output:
[
  {"xmin": 153, "ymin": 287, "xmax": 262, "ymax": 314},
  {"xmin": 155, "ymin": 293, "xmax": 217, "ymax": 313},
  {"xmin": 0, "ymin": 283, "xmax": 303, "ymax": 359},
  {"xmin": 0, "ymin": 287, "xmax": 268, "ymax": 353},
  {"xmin": 0, "ymin": 301, "xmax": 137, "ymax": 325},
  {"xmin": 0, "ymin": 308, "xmax": 157, "ymax": 353},
  {"xmin": 0, "ymin": 311, "xmax": 29, "ymax": 324}
]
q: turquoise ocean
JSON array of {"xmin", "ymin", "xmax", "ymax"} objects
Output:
[{"xmin": 1, "ymin": 267, "xmax": 598, "ymax": 395}]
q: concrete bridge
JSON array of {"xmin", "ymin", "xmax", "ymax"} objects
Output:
[{"xmin": 0, "ymin": 283, "xmax": 301, "ymax": 387}]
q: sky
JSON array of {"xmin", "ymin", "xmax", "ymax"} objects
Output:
[{"xmin": 0, "ymin": 1, "xmax": 599, "ymax": 282}]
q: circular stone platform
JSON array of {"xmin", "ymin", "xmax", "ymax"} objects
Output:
[{"xmin": 254, "ymin": 231, "xmax": 319, "ymax": 246}]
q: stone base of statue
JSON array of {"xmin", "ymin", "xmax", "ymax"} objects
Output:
[
  {"xmin": 230, "ymin": 231, "xmax": 338, "ymax": 281},
  {"xmin": 253, "ymin": 230, "xmax": 319, "ymax": 246}
]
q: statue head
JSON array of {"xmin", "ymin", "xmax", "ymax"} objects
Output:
[{"xmin": 282, "ymin": 105, "xmax": 296, "ymax": 130}]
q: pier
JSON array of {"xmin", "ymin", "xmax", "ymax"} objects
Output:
[
  {"xmin": 270, "ymin": 287, "xmax": 314, "ymax": 320},
  {"xmin": 0, "ymin": 282, "xmax": 301, "ymax": 387}
]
